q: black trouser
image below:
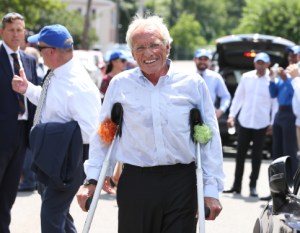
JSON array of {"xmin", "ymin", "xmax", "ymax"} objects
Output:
[
  {"xmin": 117, "ymin": 162, "xmax": 198, "ymax": 233},
  {"xmin": 272, "ymin": 109, "xmax": 298, "ymax": 177},
  {"xmin": 0, "ymin": 121, "xmax": 27, "ymax": 233},
  {"xmin": 233, "ymin": 125, "xmax": 267, "ymax": 190}
]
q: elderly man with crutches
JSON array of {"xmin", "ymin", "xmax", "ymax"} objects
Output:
[{"xmin": 76, "ymin": 14, "xmax": 224, "ymax": 233}]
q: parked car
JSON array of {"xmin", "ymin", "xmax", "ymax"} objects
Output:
[
  {"xmin": 253, "ymin": 156, "xmax": 300, "ymax": 233},
  {"xmin": 213, "ymin": 34, "xmax": 295, "ymax": 153}
]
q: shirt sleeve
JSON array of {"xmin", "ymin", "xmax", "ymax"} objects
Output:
[
  {"xmin": 228, "ymin": 76, "xmax": 245, "ymax": 118},
  {"xmin": 24, "ymin": 82, "xmax": 42, "ymax": 106},
  {"xmin": 216, "ymin": 74, "xmax": 231, "ymax": 112},
  {"xmin": 198, "ymin": 80, "xmax": 225, "ymax": 198}
]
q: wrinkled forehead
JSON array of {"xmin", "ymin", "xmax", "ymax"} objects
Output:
[{"xmin": 132, "ymin": 28, "xmax": 163, "ymax": 45}]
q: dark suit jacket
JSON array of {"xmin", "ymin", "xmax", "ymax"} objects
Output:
[
  {"xmin": 30, "ymin": 121, "xmax": 83, "ymax": 190},
  {"xmin": 0, "ymin": 44, "xmax": 39, "ymax": 149}
]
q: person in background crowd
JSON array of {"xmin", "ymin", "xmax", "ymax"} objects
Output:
[
  {"xmin": 77, "ymin": 14, "xmax": 224, "ymax": 233},
  {"xmin": 286, "ymin": 46, "xmax": 300, "ymax": 154},
  {"xmin": 99, "ymin": 50, "xmax": 128, "ymax": 194},
  {"xmin": 0, "ymin": 12, "xmax": 39, "ymax": 233},
  {"xmin": 12, "ymin": 24, "xmax": 101, "ymax": 233},
  {"xmin": 223, "ymin": 52, "xmax": 278, "ymax": 197},
  {"xmin": 193, "ymin": 48, "xmax": 231, "ymax": 120},
  {"xmin": 100, "ymin": 50, "xmax": 127, "ymax": 99},
  {"xmin": 288, "ymin": 45, "xmax": 300, "ymax": 65},
  {"xmin": 260, "ymin": 50, "xmax": 299, "ymax": 202},
  {"xmin": 269, "ymin": 59, "xmax": 298, "ymax": 175}
]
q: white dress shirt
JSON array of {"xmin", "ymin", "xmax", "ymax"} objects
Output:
[
  {"xmin": 292, "ymin": 76, "xmax": 300, "ymax": 126},
  {"xmin": 84, "ymin": 60, "xmax": 224, "ymax": 198},
  {"xmin": 229, "ymin": 70, "xmax": 278, "ymax": 129},
  {"xmin": 199, "ymin": 69, "xmax": 231, "ymax": 112},
  {"xmin": 25, "ymin": 57, "xmax": 101, "ymax": 144}
]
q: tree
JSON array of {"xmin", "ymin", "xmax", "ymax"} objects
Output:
[
  {"xmin": 234, "ymin": 0, "xmax": 300, "ymax": 44},
  {"xmin": 81, "ymin": 0, "xmax": 92, "ymax": 49},
  {"xmin": 169, "ymin": 13, "xmax": 206, "ymax": 59}
]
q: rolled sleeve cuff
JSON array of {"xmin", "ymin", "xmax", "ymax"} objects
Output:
[{"xmin": 204, "ymin": 184, "xmax": 221, "ymax": 199}]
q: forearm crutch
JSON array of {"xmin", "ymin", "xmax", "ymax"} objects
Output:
[
  {"xmin": 82, "ymin": 102, "xmax": 123, "ymax": 233},
  {"xmin": 190, "ymin": 108, "xmax": 210, "ymax": 233}
]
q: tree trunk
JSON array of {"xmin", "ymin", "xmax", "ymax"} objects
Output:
[{"xmin": 82, "ymin": 0, "xmax": 92, "ymax": 49}]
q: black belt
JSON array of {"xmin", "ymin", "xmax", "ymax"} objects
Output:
[
  {"xmin": 279, "ymin": 105, "xmax": 292, "ymax": 111},
  {"xmin": 123, "ymin": 162, "xmax": 196, "ymax": 173}
]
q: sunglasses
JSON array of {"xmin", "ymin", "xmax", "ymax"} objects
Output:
[
  {"xmin": 120, "ymin": 59, "xmax": 127, "ymax": 63},
  {"xmin": 37, "ymin": 46, "xmax": 55, "ymax": 52}
]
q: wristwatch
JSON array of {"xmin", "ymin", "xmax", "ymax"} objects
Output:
[{"xmin": 83, "ymin": 179, "xmax": 98, "ymax": 186}]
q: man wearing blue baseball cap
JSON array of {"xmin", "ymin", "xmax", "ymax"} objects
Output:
[
  {"xmin": 224, "ymin": 52, "xmax": 278, "ymax": 197},
  {"xmin": 193, "ymin": 48, "xmax": 231, "ymax": 119},
  {"xmin": 12, "ymin": 24, "xmax": 101, "ymax": 233},
  {"xmin": 286, "ymin": 45, "xmax": 300, "ymax": 161},
  {"xmin": 268, "ymin": 52, "xmax": 298, "ymax": 171},
  {"xmin": 288, "ymin": 45, "xmax": 300, "ymax": 64}
]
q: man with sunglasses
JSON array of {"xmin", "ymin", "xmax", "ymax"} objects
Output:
[
  {"xmin": 12, "ymin": 24, "xmax": 101, "ymax": 233},
  {"xmin": 0, "ymin": 12, "xmax": 39, "ymax": 233}
]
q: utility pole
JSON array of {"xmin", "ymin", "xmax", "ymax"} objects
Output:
[
  {"xmin": 82, "ymin": 0, "xmax": 92, "ymax": 49},
  {"xmin": 138, "ymin": 0, "xmax": 144, "ymax": 17},
  {"xmin": 116, "ymin": 0, "xmax": 120, "ymax": 43}
]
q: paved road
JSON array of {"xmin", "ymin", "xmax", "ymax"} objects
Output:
[{"xmin": 11, "ymin": 157, "xmax": 272, "ymax": 233}]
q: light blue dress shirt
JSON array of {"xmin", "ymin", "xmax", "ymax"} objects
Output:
[{"xmin": 199, "ymin": 69, "xmax": 231, "ymax": 113}]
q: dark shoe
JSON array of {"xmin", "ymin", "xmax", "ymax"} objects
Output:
[
  {"xmin": 259, "ymin": 195, "xmax": 272, "ymax": 201},
  {"xmin": 250, "ymin": 187, "xmax": 258, "ymax": 197},
  {"xmin": 223, "ymin": 187, "xmax": 241, "ymax": 194}
]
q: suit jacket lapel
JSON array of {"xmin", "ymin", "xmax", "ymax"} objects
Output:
[{"xmin": 0, "ymin": 44, "xmax": 14, "ymax": 81}]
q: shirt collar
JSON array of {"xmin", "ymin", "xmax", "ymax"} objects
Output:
[
  {"xmin": 137, "ymin": 58, "xmax": 172, "ymax": 82},
  {"xmin": 3, "ymin": 41, "xmax": 20, "ymax": 56}
]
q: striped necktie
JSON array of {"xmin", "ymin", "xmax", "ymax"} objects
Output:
[
  {"xmin": 33, "ymin": 70, "xmax": 54, "ymax": 126},
  {"xmin": 11, "ymin": 53, "xmax": 25, "ymax": 114}
]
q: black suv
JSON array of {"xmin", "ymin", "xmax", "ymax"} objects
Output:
[{"xmin": 213, "ymin": 34, "xmax": 295, "ymax": 147}]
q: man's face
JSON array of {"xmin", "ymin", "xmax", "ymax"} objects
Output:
[
  {"xmin": 0, "ymin": 19, "xmax": 25, "ymax": 51},
  {"xmin": 254, "ymin": 60, "xmax": 269, "ymax": 74},
  {"xmin": 288, "ymin": 52, "xmax": 298, "ymax": 65},
  {"xmin": 131, "ymin": 28, "xmax": 170, "ymax": 78},
  {"xmin": 194, "ymin": 56, "xmax": 210, "ymax": 72}
]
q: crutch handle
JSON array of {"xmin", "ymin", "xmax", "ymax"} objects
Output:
[
  {"xmin": 205, "ymin": 205, "xmax": 210, "ymax": 218},
  {"xmin": 85, "ymin": 197, "xmax": 92, "ymax": 211}
]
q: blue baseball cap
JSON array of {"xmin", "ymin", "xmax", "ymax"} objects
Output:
[
  {"xmin": 194, "ymin": 49, "xmax": 211, "ymax": 59},
  {"xmin": 288, "ymin": 45, "xmax": 300, "ymax": 55},
  {"xmin": 254, "ymin": 52, "xmax": 270, "ymax": 63},
  {"xmin": 27, "ymin": 24, "xmax": 73, "ymax": 49},
  {"xmin": 109, "ymin": 50, "xmax": 127, "ymax": 62}
]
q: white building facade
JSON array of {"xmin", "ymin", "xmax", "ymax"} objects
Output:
[{"xmin": 62, "ymin": 0, "xmax": 117, "ymax": 53}]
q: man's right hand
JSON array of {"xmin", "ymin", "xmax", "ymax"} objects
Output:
[
  {"xmin": 76, "ymin": 184, "xmax": 96, "ymax": 212},
  {"xmin": 11, "ymin": 68, "xmax": 28, "ymax": 94}
]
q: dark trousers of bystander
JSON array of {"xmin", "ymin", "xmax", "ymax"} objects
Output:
[
  {"xmin": 272, "ymin": 109, "xmax": 298, "ymax": 177},
  {"xmin": 0, "ymin": 121, "xmax": 27, "ymax": 233},
  {"xmin": 233, "ymin": 125, "xmax": 268, "ymax": 191}
]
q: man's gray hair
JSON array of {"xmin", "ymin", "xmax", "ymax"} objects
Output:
[{"xmin": 126, "ymin": 14, "xmax": 173, "ymax": 50}]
